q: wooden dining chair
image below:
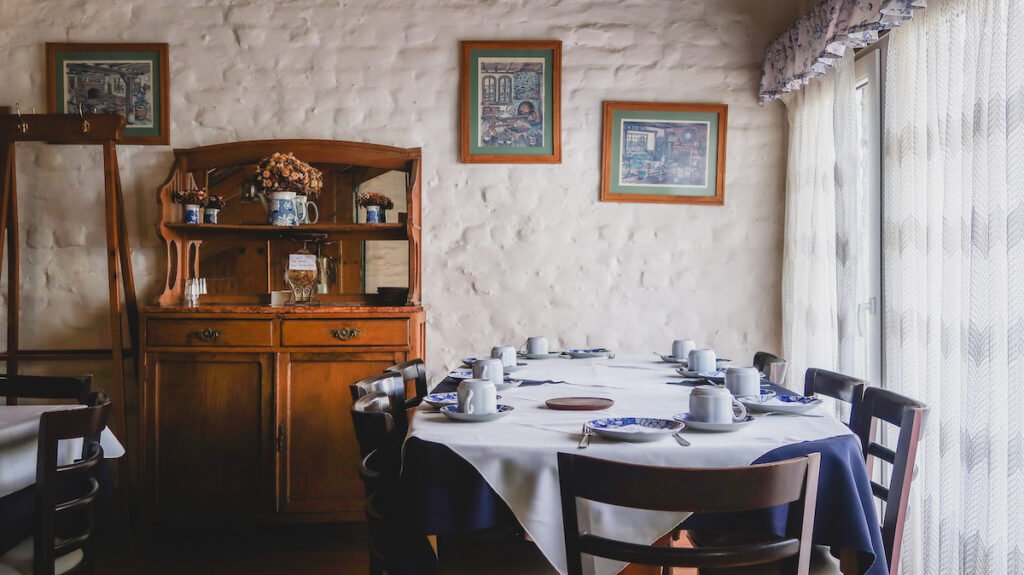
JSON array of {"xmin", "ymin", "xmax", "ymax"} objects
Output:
[
  {"xmin": 385, "ymin": 358, "xmax": 427, "ymax": 408},
  {"xmin": 350, "ymin": 392, "xmax": 396, "ymax": 459},
  {"xmin": 752, "ymin": 352, "xmax": 788, "ymax": 385},
  {"xmin": 350, "ymin": 391, "xmax": 401, "ymax": 575},
  {"xmin": 803, "ymin": 368, "xmax": 867, "ymax": 427},
  {"xmin": 850, "ymin": 387, "xmax": 927, "ymax": 575},
  {"xmin": 557, "ymin": 452, "xmax": 821, "ymax": 575},
  {"xmin": 0, "ymin": 391, "xmax": 110, "ymax": 575},
  {"xmin": 0, "ymin": 374, "xmax": 92, "ymax": 406},
  {"xmin": 352, "ymin": 372, "xmax": 407, "ymax": 428}
]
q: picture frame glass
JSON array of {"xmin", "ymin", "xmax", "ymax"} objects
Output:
[
  {"xmin": 609, "ymin": 109, "xmax": 720, "ymax": 198},
  {"xmin": 53, "ymin": 49, "xmax": 164, "ymax": 140},
  {"xmin": 467, "ymin": 48, "xmax": 555, "ymax": 156}
]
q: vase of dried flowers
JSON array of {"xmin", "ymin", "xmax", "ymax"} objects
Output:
[
  {"xmin": 172, "ymin": 188, "xmax": 208, "ymax": 224},
  {"xmin": 204, "ymin": 195, "xmax": 225, "ymax": 224},
  {"xmin": 253, "ymin": 152, "xmax": 323, "ymax": 226},
  {"xmin": 356, "ymin": 192, "xmax": 394, "ymax": 224}
]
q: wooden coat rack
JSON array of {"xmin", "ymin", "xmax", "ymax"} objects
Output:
[{"xmin": 0, "ymin": 109, "xmax": 138, "ymax": 475}]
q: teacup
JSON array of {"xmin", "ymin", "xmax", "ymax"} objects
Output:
[
  {"xmin": 689, "ymin": 385, "xmax": 747, "ymax": 424},
  {"xmin": 472, "ymin": 358, "xmax": 505, "ymax": 387},
  {"xmin": 672, "ymin": 339, "xmax": 696, "ymax": 360},
  {"xmin": 457, "ymin": 378, "xmax": 497, "ymax": 415},
  {"xmin": 491, "ymin": 345, "xmax": 517, "ymax": 368},
  {"xmin": 526, "ymin": 336, "xmax": 549, "ymax": 355},
  {"xmin": 725, "ymin": 366, "xmax": 761, "ymax": 397},
  {"xmin": 688, "ymin": 348, "xmax": 717, "ymax": 374}
]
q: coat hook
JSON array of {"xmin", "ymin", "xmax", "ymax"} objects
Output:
[
  {"xmin": 79, "ymin": 103, "xmax": 90, "ymax": 134},
  {"xmin": 15, "ymin": 103, "xmax": 28, "ymax": 134}
]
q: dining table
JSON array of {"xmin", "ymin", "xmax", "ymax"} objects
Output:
[
  {"xmin": 0, "ymin": 404, "xmax": 124, "ymax": 554},
  {"xmin": 402, "ymin": 354, "xmax": 886, "ymax": 575}
]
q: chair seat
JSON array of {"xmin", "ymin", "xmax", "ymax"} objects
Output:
[{"xmin": 0, "ymin": 537, "xmax": 84, "ymax": 575}]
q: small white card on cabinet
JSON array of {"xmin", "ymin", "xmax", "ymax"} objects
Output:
[{"xmin": 288, "ymin": 254, "xmax": 317, "ymax": 271}]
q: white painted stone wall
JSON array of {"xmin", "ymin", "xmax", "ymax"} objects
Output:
[{"xmin": 0, "ymin": 0, "xmax": 799, "ymax": 383}]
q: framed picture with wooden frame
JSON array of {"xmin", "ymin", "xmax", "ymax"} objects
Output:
[
  {"xmin": 46, "ymin": 42, "xmax": 170, "ymax": 145},
  {"xmin": 600, "ymin": 101, "xmax": 727, "ymax": 205},
  {"xmin": 460, "ymin": 40, "xmax": 561, "ymax": 164}
]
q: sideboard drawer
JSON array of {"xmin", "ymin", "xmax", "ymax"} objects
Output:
[
  {"xmin": 281, "ymin": 319, "xmax": 410, "ymax": 347},
  {"xmin": 147, "ymin": 319, "xmax": 274, "ymax": 347}
]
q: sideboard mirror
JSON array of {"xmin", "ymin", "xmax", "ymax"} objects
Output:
[{"xmin": 155, "ymin": 140, "xmax": 422, "ymax": 306}]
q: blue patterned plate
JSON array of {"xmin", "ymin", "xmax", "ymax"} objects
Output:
[
  {"xmin": 440, "ymin": 404, "xmax": 515, "ymax": 422},
  {"xmin": 676, "ymin": 368, "xmax": 727, "ymax": 381},
  {"xmin": 566, "ymin": 348, "xmax": 612, "ymax": 359},
  {"xmin": 586, "ymin": 417, "xmax": 683, "ymax": 443},
  {"xmin": 449, "ymin": 369, "xmax": 475, "ymax": 379},
  {"xmin": 423, "ymin": 392, "xmax": 501, "ymax": 408},
  {"xmin": 742, "ymin": 394, "xmax": 822, "ymax": 414}
]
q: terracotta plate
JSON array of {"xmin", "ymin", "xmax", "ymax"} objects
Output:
[{"xmin": 545, "ymin": 397, "xmax": 615, "ymax": 411}]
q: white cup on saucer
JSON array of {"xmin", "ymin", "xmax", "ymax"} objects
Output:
[
  {"xmin": 472, "ymin": 358, "xmax": 505, "ymax": 387},
  {"xmin": 688, "ymin": 348, "xmax": 717, "ymax": 374},
  {"xmin": 526, "ymin": 336, "xmax": 549, "ymax": 355},
  {"xmin": 725, "ymin": 366, "xmax": 761, "ymax": 397},
  {"xmin": 672, "ymin": 339, "xmax": 696, "ymax": 360},
  {"xmin": 491, "ymin": 345, "xmax": 517, "ymax": 368},
  {"xmin": 689, "ymin": 385, "xmax": 747, "ymax": 424},
  {"xmin": 457, "ymin": 378, "xmax": 498, "ymax": 414}
]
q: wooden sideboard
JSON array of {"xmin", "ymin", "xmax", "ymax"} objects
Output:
[
  {"xmin": 140, "ymin": 305, "xmax": 423, "ymax": 524},
  {"xmin": 140, "ymin": 139, "xmax": 424, "ymax": 526}
]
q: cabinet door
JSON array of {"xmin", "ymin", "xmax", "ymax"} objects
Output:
[
  {"xmin": 145, "ymin": 352, "xmax": 274, "ymax": 519},
  {"xmin": 276, "ymin": 353, "xmax": 400, "ymax": 516}
]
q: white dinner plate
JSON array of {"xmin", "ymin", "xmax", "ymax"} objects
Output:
[
  {"xmin": 586, "ymin": 417, "xmax": 683, "ymax": 443},
  {"xmin": 674, "ymin": 413, "xmax": 755, "ymax": 432},
  {"xmin": 440, "ymin": 404, "xmax": 515, "ymax": 422}
]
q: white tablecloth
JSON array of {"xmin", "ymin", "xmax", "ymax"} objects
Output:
[
  {"xmin": 0, "ymin": 405, "xmax": 125, "ymax": 499},
  {"xmin": 407, "ymin": 355, "xmax": 853, "ymax": 575}
]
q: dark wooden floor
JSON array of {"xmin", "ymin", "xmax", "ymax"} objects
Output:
[{"xmin": 94, "ymin": 523, "xmax": 369, "ymax": 575}]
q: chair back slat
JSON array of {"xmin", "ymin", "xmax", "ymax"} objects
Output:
[
  {"xmin": 866, "ymin": 442, "xmax": 896, "ymax": 464},
  {"xmin": 558, "ymin": 452, "xmax": 820, "ymax": 575},
  {"xmin": 566, "ymin": 455, "xmax": 812, "ymax": 513},
  {"xmin": 33, "ymin": 392, "xmax": 109, "ymax": 575},
  {"xmin": 1, "ymin": 374, "xmax": 92, "ymax": 405},
  {"xmin": 851, "ymin": 386, "xmax": 927, "ymax": 575},
  {"xmin": 578, "ymin": 534, "xmax": 801, "ymax": 569}
]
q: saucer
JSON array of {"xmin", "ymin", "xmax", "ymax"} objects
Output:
[
  {"xmin": 676, "ymin": 368, "xmax": 727, "ymax": 380},
  {"xmin": 587, "ymin": 417, "xmax": 683, "ymax": 442},
  {"xmin": 423, "ymin": 392, "xmax": 501, "ymax": 408},
  {"xmin": 656, "ymin": 354, "xmax": 686, "ymax": 363},
  {"xmin": 504, "ymin": 363, "xmax": 527, "ymax": 373},
  {"xmin": 565, "ymin": 348, "xmax": 612, "ymax": 359},
  {"xmin": 520, "ymin": 352, "xmax": 563, "ymax": 360},
  {"xmin": 674, "ymin": 413, "xmax": 755, "ymax": 432},
  {"xmin": 440, "ymin": 404, "xmax": 514, "ymax": 422},
  {"xmin": 449, "ymin": 369, "xmax": 475, "ymax": 379}
]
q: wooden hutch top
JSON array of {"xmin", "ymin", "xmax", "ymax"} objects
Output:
[{"xmin": 152, "ymin": 139, "xmax": 422, "ymax": 310}]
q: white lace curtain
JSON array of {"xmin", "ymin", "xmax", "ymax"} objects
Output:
[
  {"xmin": 883, "ymin": 0, "xmax": 1024, "ymax": 573},
  {"xmin": 781, "ymin": 53, "xmax": 858, "ymax": 399}
]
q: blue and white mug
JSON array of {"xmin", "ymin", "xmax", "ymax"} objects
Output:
[
  {"xmin": 183, "ymin": 204, "xmax": 201, "ymax": 224},
  {"xmin": 262, "ymin": 191, "xmax": 298, "ymax": 226},
  {"xmin": 203, "ymin": 208, "xmax": 219, "ymax": 224},
  {"xmin": 365, "ymin": 205, "xmax": 382, "ymax": 224}
]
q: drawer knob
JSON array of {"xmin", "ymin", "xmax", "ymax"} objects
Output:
[
  {"xmin": 190, "ymin": 328, "xmax": 221, "ymax": 342},
  {"xmin": 329, "ymin": 327, "xmax": 361, "ymax": 341}
]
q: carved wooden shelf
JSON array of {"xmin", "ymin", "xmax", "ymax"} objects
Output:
[{"xmin": 164, "ymin": 222, "xmax": 408, "ymax": 241}]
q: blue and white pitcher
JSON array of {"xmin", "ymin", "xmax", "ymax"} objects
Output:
[{"xmin": 261, "ymin": 191, "xmax": 298, "ymax": 226}]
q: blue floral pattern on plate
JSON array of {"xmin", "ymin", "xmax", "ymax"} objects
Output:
[
  {"xmin": 423, "ymin": 392, "xmax": 501, "ymax": 407},
  {"xmin": 587, "ymin": 417, "xmax": 683, "ymax": 442}
]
